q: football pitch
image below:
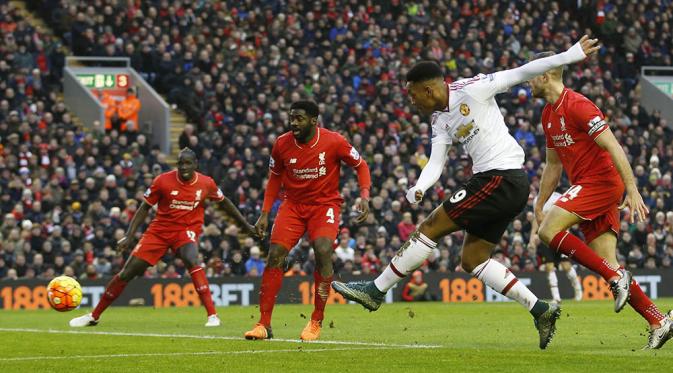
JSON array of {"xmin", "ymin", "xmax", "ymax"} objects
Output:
[{"xmin": 1, "ymin": 299, "xmax": 672, "ymax": 372}]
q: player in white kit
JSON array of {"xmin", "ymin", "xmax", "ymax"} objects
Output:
[{"xmin": 333, "ymin": 35, "xmax": 601, "ymax": 349}]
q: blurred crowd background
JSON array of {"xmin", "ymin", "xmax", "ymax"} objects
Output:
[{"xmin": 1, "ymin": 0, "xmax": 672, "ymax": 281}]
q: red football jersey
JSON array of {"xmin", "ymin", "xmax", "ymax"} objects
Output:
[
  {"xmin": 143, "ymin": 170, "xmax": 224, "ymax": 233},
  {"xmin": 270, "ymin": 127, "xmax": 363, "ymax": 205},
  {"xmin": 542, "ymin": 88, "xmax": 619, "ymax": 184}
]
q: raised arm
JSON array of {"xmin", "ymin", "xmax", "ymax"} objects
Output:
[{"xmin": 469, "ymin": 35, "xmax": 599, "ymax": 101}]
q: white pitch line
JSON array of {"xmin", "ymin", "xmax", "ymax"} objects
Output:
[
  {"xmin": 0, "ymin": 328, "xmax": 440, "ymax": 349},
  {"xmin": 0, "ymin": 346, "xmax": 397, "ymax": 362}
]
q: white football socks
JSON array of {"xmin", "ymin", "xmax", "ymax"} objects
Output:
[
  {"xmin": 548, "ymin": 270, "xmax": 561, "ymax": 302},
  {"xmin": 566, "ymin": 266, "xmax": 583, "ymax": 300},
  {"xmin": 374, "ymin": 232, "xmax": 436, "ymax": 292},
  {"xmin": 472, "ymin": 259, "xmax": 539, "ymax": 311}
]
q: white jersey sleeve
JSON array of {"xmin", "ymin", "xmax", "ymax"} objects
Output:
[
  {"xmin": 430, "ymin": 112, "xmax": 453, "ymax": 145},
  {"xmin": 465, "ymin": 42, "xmax": 587, "ymax": 102}
]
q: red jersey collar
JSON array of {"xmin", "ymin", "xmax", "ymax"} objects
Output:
[
  {"xmin": 294, "ymin": 127, "xmax": 321, "ymax": 149},
  {"xmin": 175, "ymin": 171, "xmax": 199, "ymax": 185}
]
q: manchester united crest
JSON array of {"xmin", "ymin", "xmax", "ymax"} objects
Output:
[{"xmin": 460, "ymin": 103, "xmax": 470, "ymax": 116}]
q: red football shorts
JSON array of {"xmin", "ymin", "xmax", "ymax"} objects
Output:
[
  {"xmin": 554, "ymin": 177, "xmax": 624, "ymax": 244},
  {"xmin": 131, "ymin": 227, "xmax": 200, "ymax": 265},
  {"xmin": 270, "ymin": 201, "xmax": 341, "ymax": 250}
]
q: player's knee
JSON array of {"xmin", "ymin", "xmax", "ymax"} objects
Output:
[
  {"xmin": 313, "ymin": 240, "xmax": 332, "ymax": 259},
  {"xmin": 118, "ymin": 268, "xmax": 137, "ymax": 282},
  {"xmin": 537, "ymin": 223, "xmax": 558, "ymax": 245},
  {"xmin": 266, "ymin": 245, "xmax": 288, "ymax": 268}
]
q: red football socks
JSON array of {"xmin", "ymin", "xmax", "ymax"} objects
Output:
[
  {"xmin": 311, "ymin": 272, "xmax": 333, "ymax": 322},
  {"xmin": 189, "ymin": 266, "xmax": 217, "ymax": 316},
  {"xmin": 258, "ymin": 267, "xmax": 284, "ymax": 327},
  {"xmin": 628, "ymin": 278, "xmax": 666, "ymax": 327},
  {"xmin": 92, "ymin": 274, "xmax": 127, "ymax": 320},
  {"xmin": 550, "ymin": 231, "xmax": 620, "ymax": 281}
]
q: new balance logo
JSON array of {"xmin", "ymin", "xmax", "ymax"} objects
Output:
[
  {"xmin": 170, "ymin": 190, "xmax": 179, "ymax": 196},
  {"xmin": 290, "ymin": 158, "xmax": 297, "ymax": 164}
]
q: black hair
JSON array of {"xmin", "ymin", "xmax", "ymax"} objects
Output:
[
  {"xmin": 290, "ymin": 100, "xmax": 319, "ymax": 118},
  {"xmin": 179, "ymin": 147, "xmax": 197, "ymax": 160},
  {"xmin": 406, "ymin": 61, "xmax": 444, "ymax": 83}
]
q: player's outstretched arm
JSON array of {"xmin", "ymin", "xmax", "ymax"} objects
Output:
[
  {"xmin": 594, "ymin": 128, "xmax": 649, "ymax": 223},
  {"xmin": 218, "ymin": 196, "xmax": 257, "ymax": 238},
  {"xmin": 535, "ymin": 148, "xmax": 563, "ymax": 226},
  {"xmin": 352, "ymin": 159, "xmax": 371, "ymax": 224},
  {"xmin": 470, "ymin": 35, "xmax": 599, "ymax": 100},
  {"xmin": 406, "ymin": 142, "xmax": 449, "ymax": 204},
  {"xmin": 256, "ymin": 171, "xmax": 282, "ymax": 240},
  {"xmin": 117, "ymin": 201, "xmax": 152, "ymax": 253}
]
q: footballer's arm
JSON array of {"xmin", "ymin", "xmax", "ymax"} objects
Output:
[
  {"xmin": 406, "ymin": 142, "xmax": 449, "ymax": 204},
  {"xmin": 468, "ymin": 35, "xmax": 599, "ymax": 100},
  {"xmin": 217, "ymin": 195, "xmax": 257, "ymax": 238},
  {"xmin": 594, "ymin": 128, "xmax": 649, "ymax": 223},
  {"xmin": 534, "ymin": 148, "xmax": 563, "ymax": 225},
  {"xmin": 117, "ymin": 201, "xmax": 152, "ymax": 253}
]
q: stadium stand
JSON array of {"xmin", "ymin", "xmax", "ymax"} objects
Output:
[{"xmin": 1, "ymin": 0, "xmax": 672, "ymax": 281}]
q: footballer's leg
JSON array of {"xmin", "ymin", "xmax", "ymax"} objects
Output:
[
  {"xmin": 246, "ymin": 202, "xmax": 305, "ymax": 340},
  {"xmin": 300, "ymin": 237, "xmax": 334, "ymax": 341},
  {"xmin": 179, "ymin": 242, "xmax": 219, "ymax": 327},
  {"xmin": 589, "ymin": 231, "xmax": 672, "ymax": 349},
  {"xmin": 545, "ymin": 262, "xmax": 562, "ymax": 303},
  {"xmin": 332, "ymin": 204, "xmax": 457, "ymax": 311},
  {"xmin": 301, "ymin": 204, "xmax": 341, "ymax": 340},
  {"xmin": 245, "ymin": 244, "xmax": 288, "ymax": 340},
  {"xmin": 461, "ymin": 233, "xmax": 560, "ymax": 349},
  {"xmin": 539, "ymin": 205, "xmax": 631, "ymax": 312},
  {"xmin": 559, "ymin": 260, "xmax": 583, "ymax": 301},
  {"xmin": 70, "ymin": 255, "xmax": 149, "ymax": 327}
]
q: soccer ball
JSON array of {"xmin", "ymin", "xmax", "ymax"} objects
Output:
[{"xmin": 46, "ymin": 276, "xmax": 83, "ymax": 312}]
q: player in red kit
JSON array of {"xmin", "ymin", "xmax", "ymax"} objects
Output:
[
  {"xmin": 244, "ymin": 100, "xmax": 371, "ymax": 341},
  {"xmin": 529, "ymin": 52, "xmax": 673, "ymax": 349},
  {"xmin": 70, "ymin": 148, "xmax": 256, "ymax": 327}
]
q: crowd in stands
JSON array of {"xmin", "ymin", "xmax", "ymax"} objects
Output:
[{"xmin": 2, "ymin": 0, "xmax": 673, "ymax": 282}]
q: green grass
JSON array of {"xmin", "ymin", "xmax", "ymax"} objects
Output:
[{"xmin": 1, "ymin": 299, "xmax": 672, "ymax": 372}]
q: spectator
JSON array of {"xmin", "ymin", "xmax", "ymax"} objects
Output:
[
  {"xmin": 397, "ymin": 212, "xmax": 416, "ymax": 242},
  {"xmin": 245, "ymin": 246, "xmax": 265, "ymax": 276},
  {"xmin": 401, "ymin": 270, "xmax": 434, "ymax": 302},
  {"xmin": 117, "ymin": 88, "xmax": 141, "ymax": 134}
]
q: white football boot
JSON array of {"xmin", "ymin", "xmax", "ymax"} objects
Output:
[
  {"xmin": 69, "ymin": 313, "xmax": 98, "ymax": 327},
  {"xmin": 205, "ymin": 314, "xmax": 221, "ymax": 327}
]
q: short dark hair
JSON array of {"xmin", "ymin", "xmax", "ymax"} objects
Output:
[
  {"xmin": 179, "ymin": 147, "xmax": 197, "ymax": 160},
  {"xmin": 290, "ymin": 100, "xmax": 319, "ymax": 118},
  {"xmin": 406, "ymin": 61, "xmax": 444, "ymax": 83},
  {"xmin": 531, "ymin": 51, "xmax": 564, "ymax": 77}
]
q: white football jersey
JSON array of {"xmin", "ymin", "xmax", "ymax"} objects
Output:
[{"xmin": 430, "ymin": 73, "xmax": 525, "ymax": 174}]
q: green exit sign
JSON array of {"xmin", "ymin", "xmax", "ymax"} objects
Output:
[{"xmin": 77, "ymin": 74, "xmax": 129, "ymax": 89}]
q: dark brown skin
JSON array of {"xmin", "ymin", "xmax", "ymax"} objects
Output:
[{"xmin": 115, "ymin": 150, "xmax": 257, "ymax": 281}]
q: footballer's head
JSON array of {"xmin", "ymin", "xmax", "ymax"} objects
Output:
[
  {"xmin": 177, "ymin": 147, "xmax": 197, "ymax": 182},
  {"xmin": 528, "ymin": 51, "xmax": 565, "ymax": 98},
  {"xmin": 289, "ymin": 100, "xmax": 319, "ymax": 142},
  {"xmin": 405, "ymin": 61, "xmax": 447, "ymax": 115}
]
